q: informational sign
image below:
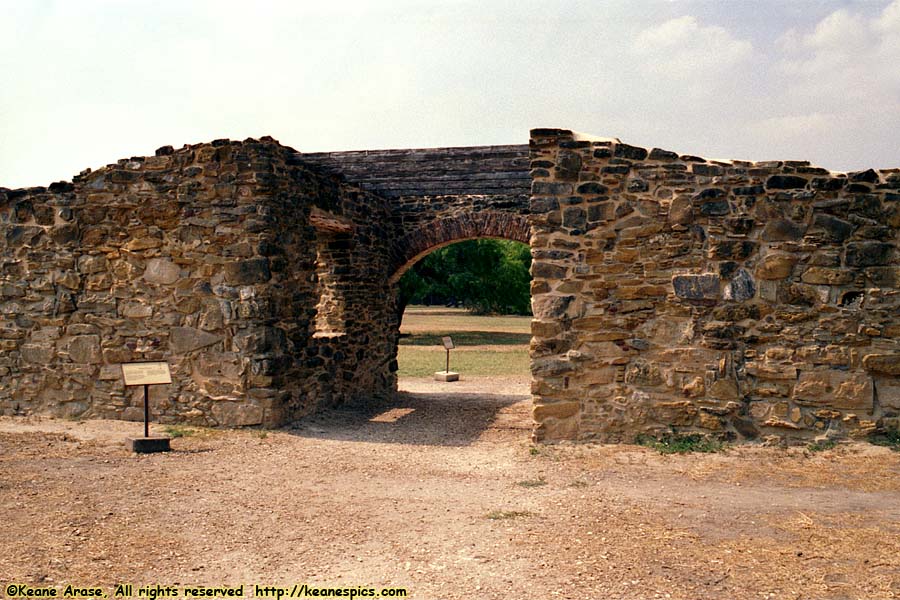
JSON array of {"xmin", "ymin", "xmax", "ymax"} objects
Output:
[
  {"xmin": 122, "ymin": 362, "xmax": 172, "ymax": 386},
  {"xmin": 442, "ymin": 336, "xmax": 454, "ymax": 350}
]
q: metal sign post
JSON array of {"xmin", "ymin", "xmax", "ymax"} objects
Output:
[
  {"xmin": 122, "ymin": 362, "xmax": 173, "ymax": 453},
  {"xmin": 434, "ymin": 336, "xmax": 460, "ymax": 382}
]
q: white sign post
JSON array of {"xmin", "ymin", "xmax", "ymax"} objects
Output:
[{"xmin": 434, "ymin": 336, "xmax": 460, "ymax": 382}]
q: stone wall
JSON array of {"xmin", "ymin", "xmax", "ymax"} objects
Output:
[
  {"xmin": 3, "ymin": 131, "xmax": 898, "ymax": 444},
  {"xmin": 0, "ymin": 138, "xmax": 398, "ymax": 426},
  {"xmin": 529, "ymin": 128, "xmax": 900, "ymax": 442}
]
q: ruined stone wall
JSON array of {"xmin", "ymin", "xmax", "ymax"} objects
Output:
[
  {"xmin": 0, "ymin": 138, "xmax": 398, "ymax": 426},
  {"xmin": 529, "ymin": 128, "xmax": 900, "ymax": 442},
  {"xmin": 5, "ymin": 131, "xmax": 898, "ymax": 443},
  {"xmin": 284, "ymin": 158, "xmax": 399, "ymax": 416}
]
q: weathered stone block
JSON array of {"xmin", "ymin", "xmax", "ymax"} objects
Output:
[
  {"xmin": 625, "ymin": 360, "xmax": 664, "ymax": 387},
  {"xmin": 67, "ymin": 335, "xmax": 101, "ymax": 364},
  {"xmin": 875, "ymin": 378, "xmax": 900, "ymax": 410},
  {"xmin": 533, "ymin": 401, "xmax": 580, "ymax": 421},
  {"xmin": 796, "ymin": 345, "xmax": 850, "ymax": 366},
  {"xmin": 708, "ymin": 378, "xmax": 739, "ymax": 400},
  {"xmin": 532, "ymin": 295, "xmax": 575, "ymax": 320},
  {"xmin": 811, "ymin": 214, "xmax": 854, "ymax": 242},
  {"xmin": 761, "ymin": 219, "xmax": 806, "ymax": 241},
  {"xmin": 532, "ymin": 181, "xmax": 573, "ymax": 196},
  {"xmin": 745, "ymin": 361, "xmax": 798, "ymax": 381},
  {"xmin": 756, "ymin": 254, "xmax": 797, "ymax": 280},
  {"xmin": 211, "ymin": 402, "xmax": 263, "ymax": 426},
  {"xmin": 800, "ymin": 267, "xmax": 854, "ymax": 285},
  {"xmin": 793, "ymin": 371, "xmax": 873, "ymax": 410},
  {"xmin": 531, "ymin": 262, "xmax": 567, "ymax": 279},
  {"xmin": 866, "ymin": 267, "xmax": 900, "ymax": 287},
  {"xmin": 562, "ymin": 207, "xmax": 586, "ymax": 230},
  {"xmin": 126, "ymin": 237, "xmax": 163, "ymax": 251},
  {"xmin": 531, "ymin": 320, "xmax": 561, "ymax": 337},
  {"xmin": 723, "ymin": 269, "xmax": 755, "ymax": 301},
  {"xmin": 224, "ymin": 258, "xmax": 271, "ymax": 285},
  {"xmin": 21, "ymin": 343, "xmax": 55, "ymax": 364},
  {"xmin": 672, "ymin": 274, "xmax": 719, "ymax": 300},
  {"xmin": 121, "ymin": 302, "xmax": 153, "ymax": 318},
  {"xmin": 862, "ymin": 354, "xmax": 900, "ymax": 375},
  {"xmin": 144, "ymin": 258, "xmax": 182, "ymax": 285},
  {"xmin": 668, "ymin": 196, "xmax": 693, "ymax": 225},
  {"xmin": 845, "ymin": 242, "xmax": 893, "ymax": 267},
  {"xmin": 169, "ymin": 327, "xmax": 222, "ymax": 355},
  {"xmin": 651, "ymin": 401, "xmax": 697, "ymax": 426},
  {"xmin": 709, "ymin": 240, "xmax": 757, "ymax": 260},
  {"xmin": 766, "ymin": 175, "xmax": 807, "ymax": 189},
  {"xmin": 576, "ymin": 182, "xmax": 607, "ymax": 195},
  {"xmin": 614, "ymin": 143, "xmax": 648, "ymax": 160},
  {"xmin": 77, "ymin": 254, "xmax": 108, "ymax": 274}
]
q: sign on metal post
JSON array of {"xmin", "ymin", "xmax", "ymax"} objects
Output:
[
  {"xmin": 122, "ymin": 362, "xmax": 172, "ymax": 386},
  {"xmin": 435, "ymin": 336, "xmax": 459, "ymax": 382},
  {"xmin": 122, "ymin": 362, "xmax": 173, "ymax": 453}
]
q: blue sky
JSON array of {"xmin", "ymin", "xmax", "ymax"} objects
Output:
[{"xmin": 1, "ymin": 0, "xmax": 898, "ymax": 188}]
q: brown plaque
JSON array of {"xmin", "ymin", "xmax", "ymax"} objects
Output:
[
  {"xmin": 442, "ymin": 336, "xmax": 454, "ymax": 350},
  {"xmin": 122, "ymin": 362, "xmax": 172, "ymax": 386}
]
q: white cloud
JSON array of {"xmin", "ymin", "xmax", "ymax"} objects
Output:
[
  {"xmin": 750, "ymin": 112, "xmax": 838, "ymax": 141},
  {"xmin": 633, "ymin": 16, "xmax": 753, "ymax": 81},
  {"xmin": 778, "ymin": 0, "xmax": 900, "ymax": 105},
  {"xmin": 748, "ymin": 0, "xmax": 900, "ymax": 169}
]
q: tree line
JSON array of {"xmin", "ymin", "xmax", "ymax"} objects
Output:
[{"xmin": 398, "ymin": 239, "xmax": 532, "ymax": 315}]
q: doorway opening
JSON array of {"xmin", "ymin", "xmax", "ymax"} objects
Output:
[{"xmin": 391, "ymin": 238, "xmax": 534, "ymax": 441}]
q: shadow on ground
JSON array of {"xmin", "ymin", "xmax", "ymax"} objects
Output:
[{"xmin": 287, "ymin": 390, "xmax": 532, "ymax": 446}]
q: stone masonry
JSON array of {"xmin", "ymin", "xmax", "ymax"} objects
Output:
[
  {"xmin": 529, "ymin": 129, "xmax": 900, "ymax": 442},
  {"xmin": 1, "ymin": 129, "xmax": 898, "ymax": 444}
]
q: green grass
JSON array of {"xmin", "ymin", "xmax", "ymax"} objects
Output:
[
  {"xmin": 636, "ymin": 432, "xmax": 727, "ymax": 454},
  {"xmin": 515, "ymin": 477, "xmax": 547, "ymax": 488},
  {"xmin": 869, "ymin": 429, "xmax": 900, "ymax": 451},
  {"xmin": 807, "ymin": 439, "xmax": 838, "ymax": 452},
  {"xmin": 397, "ymin": 346, "xmax": 529, "ymax": 377},
  {"xmin": 399, "ymin": 331, "xmax": 531, "ymax": 346},
  {"xmin": 485, "ymin": 510, "xmax": 532, "ymax": 520},
  {"xmin": 163, "ymin": 425, "xmax": 197, "ymax": 438},
  {"xmin": 400, "ymin": 306, "xmax": 531, "ymax": 334},
  {"xmin": 397, "ymin": 306, "xmax": 531, "ymax": 378}
]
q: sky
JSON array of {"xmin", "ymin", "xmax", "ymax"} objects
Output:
[{"xmin": 1, "ymin": 0, "xmax": 898, "ymax": 188}]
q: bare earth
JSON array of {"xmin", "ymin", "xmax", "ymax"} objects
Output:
[{"xmin": 2, "ymin": 376, "xmax": 900, "ymax": 599}]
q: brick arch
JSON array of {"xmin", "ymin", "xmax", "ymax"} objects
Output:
[{"xmin": 388, "ymin": 211, "xmax": 530, "ymax": 284}]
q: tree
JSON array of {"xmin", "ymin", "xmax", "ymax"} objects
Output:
[{"xmin": 398, "ymin": 239, "xmax": 531, "ymax": 315}]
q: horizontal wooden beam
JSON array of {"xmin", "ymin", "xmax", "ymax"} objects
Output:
[
  {"xmin": 309, "ymin": 207, "xmax": 354, "ymax": 233},
  {"xmin": 293, "ymin": 144, "xmax": 531, "ymax": 199}
]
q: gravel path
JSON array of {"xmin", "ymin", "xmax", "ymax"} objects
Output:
[{"xmin": 1, "ymin": 376, "xmax": 899, "ymax": 599}]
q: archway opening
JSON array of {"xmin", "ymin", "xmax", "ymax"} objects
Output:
[{"xmin": 389, "ymin": 238, "xmax": 534, "ymax": 441}]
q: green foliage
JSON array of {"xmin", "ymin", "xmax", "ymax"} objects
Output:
[
  {"xmin": 869, "ymin": 429, "xmax": 900, "ymax": 451},
  {"xmin": 164, "ymin": 425, "xmax": 197, "ymax": 438},
  {"xmin": 399, "ymin": 331, "xmax": 531, "ymax": 346},
  {"xmin": 399, "ymin": 239, "xmax": 531, "ymax": 315},
  {"xmin": 635, "ymin": 432, "xmax": 727, "ymax": 454},
  {"xmin": 516, "ymin": 477, "xmax": 547, "ymax": 488},
  {"xmin": 485, "ymin": 510, "xmax": 532, "ymax": 520},
  {"xmin": 807, "ymin": 439, "xmax": 838, "ymax": 452},
  {"xmin": 395, "ymin": 346, "xmax": 528, "ymax": 377}
]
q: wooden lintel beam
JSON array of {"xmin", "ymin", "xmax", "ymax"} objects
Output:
[{"xmin": 309, "ymin": 207, "xmax": 354, "ymax": 233}]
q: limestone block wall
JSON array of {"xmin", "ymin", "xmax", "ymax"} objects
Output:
[
  {"xmin": 0, "ymin": 138, "xmax": 398, "ymax": 426},
  {"xmin": 529, "ymin": 128, "xmax": 900, "ymax": 443}
]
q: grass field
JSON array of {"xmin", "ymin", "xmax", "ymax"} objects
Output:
[{"xmin": 398, "ymin": 306, "xmax": 531, "ymax": 377}]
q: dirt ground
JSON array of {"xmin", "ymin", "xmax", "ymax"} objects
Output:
[{"xmin": 2, "ymin": 376, "xmax": 900, "ymax": 600}]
